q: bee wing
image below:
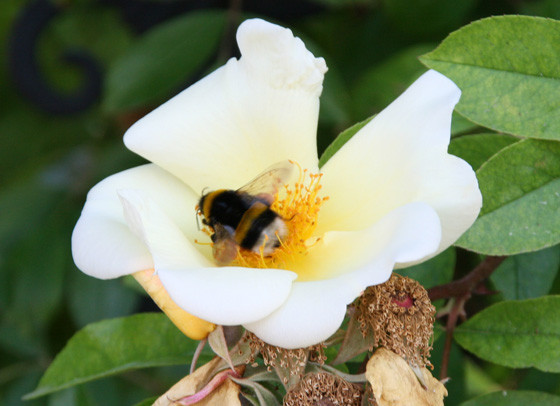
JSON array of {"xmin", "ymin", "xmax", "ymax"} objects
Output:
[
  {"xmin": 238, "ymin": 160, "xmax": 294, "ymax": 204},
  {"xmin": 211, "ymin": 223, "xmax": 239, "ymax": 266}
]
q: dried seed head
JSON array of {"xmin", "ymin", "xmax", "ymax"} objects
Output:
[
  {"xmin": 283, "ymin": 372, "xmax": 363, "ymax": 406},
  {"xmin": 354, "ymin": 274, "xmax": 436, "ymax": 367},
  {"xmin": 245, "ymin": 333, "xmax": 326, "ymax": 384}
]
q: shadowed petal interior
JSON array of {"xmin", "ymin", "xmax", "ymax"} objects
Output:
[
  {"xmin": 118, "ymin": 189, "xmax": 298, "ymax": 325},
  {"xmin": 72, "ymin": 164, "xmax": 200, "ymax": 279}
]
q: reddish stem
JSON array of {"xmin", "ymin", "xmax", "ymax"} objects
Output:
[
  {"xmin": 427, "ymin": 256, "xmax": 506, "ymax": 380},
  {"xmin": 439, "ymin": 297, "xmax": 466, "ymax": 379},
  {"xmin": 190, "ymin": 338, "xmax": 207, "ymax": 375},
  {"xmin": 172, "ymin": 367, "xmax": 243, "ymax": 405},
  {"xmin": 428, "ymin": 256, "xmax": 506, "ymax": 301}
]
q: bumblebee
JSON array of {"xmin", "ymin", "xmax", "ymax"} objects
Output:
[{"xmin": 198, "ymin": 161, "xmax": 293, "ymax": 265}]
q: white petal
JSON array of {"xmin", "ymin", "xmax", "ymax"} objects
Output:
[
  {"xmin": 318, "ymin": 70, "xmax": 481, "ymax": 257},
  {"xmin": 119, "ymin": 190, "xmax": 298, "ymax": 325},
  {"xmin": 159, "ymin": 267, "xmax": 297, "ymax": 325},
  {"xmin": 124, "ymin": 18, "xmax": 326, "ymax": 193},
  {"xmin": 296, "ymin": 202, "xmax": 442, "ymax": 281},
  {"xmin": 244, "ymin": 280, "xmax": 348, "ymax": 349},
  {"xmin": 72, "ymin": 214, "xmax": 152, "ymax": 280},
  {"xmin": 245, "ymin": 202, "xmax": 441, "ymax": 349},
  {"xmin": 118, "ymin": 189, "xmax": 210, "ymax": 270},
  {"xmin": 71, "ymin": 164, "xmax": 200, "ymax": 279}
]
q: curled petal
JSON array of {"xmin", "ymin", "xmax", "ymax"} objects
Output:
[
  {"xmin": 245, "ymin": 202, "xmax": 441, "ymax": 349},
  {"xmin": 295, "ymin": 202, "xmax": 441, "ymax": 282},
  {"xmin": 319, "ymin": 69, "xmax": 481, "ymax": 259},
  {"xmin": 236, "ymin": 19, "xmax": 326, "ymax": 94},
  {"xmin": 72, "ymin": 164, "xmax": 200, "ymax": 279},
  {"xmin": 118, "ymin": 190, "xmax": 297, "ymax": 326},
  {"xmin": 118, "ymin": 189, "xmax": 210, "ymax": 270},
  {"xmin": 158, "ymin": 266, "xmax": 297, "ymax": 326},
  {"xmin": 124, "ymin": 18, "xmax": 326, "ymax": 193}
]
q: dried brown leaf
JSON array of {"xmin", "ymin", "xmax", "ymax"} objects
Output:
[
  {"xmin": 365, "ymin": 349, "xmax": 447, "ymax": 406},
  {"xmin": 155, "ymin": 358, "xmax": 241, "ymax": 406}
]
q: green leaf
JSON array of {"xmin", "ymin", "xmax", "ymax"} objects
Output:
[
  {"xmin": 332, "ymin": 312, "xmax": 374, "ymax": 365},
  {"xmin": 103, "ymin": 10, "xmax": 226, "ymax": 112},
  {"xmin": 132, "ymin": 397, "xmax": 158, "ymax": 406},
  {"xmin": 519, "ymin": 368, "xmax": 560, "ymax": 394},
  {"xmin": 208, "ymin": 326, "xmax": 234, "ymax": 370},
  {"xmin": 433, "ymin": 323, "xmax": 445, "ymax": 343},
  {"xmin": 318, "ymin": 116, "xmax": 374, "ymax": 168},
  {"xmin": 245, "ymin": 367, "xmax": 281, "ymax": 383},
  {"xmin": 0, "ymin": 205, "xmax": 71, "ymax": 356},
  {"xmin": 451, "ymin": 112, "xmax": 478, "ymax": 136},
  {"xmin": 0, "ymin": 178, "xmax": 61, "ymax": 253},
  {"xmin": 421, "ymin": 16, "xmax": 560, "ymax": 140},
  {"xmin": 398, "ymin": 247, "xmax": 455, "ymax": 289},
  {"xmin": 317, "ymin": 364, "xmax": 366, "ymax": 383},
  {"xmin": 0, "ymin": 103, "xmax": 91, "ymax": 187},
  {"xmin": 232, "ymin": 377, "xmax": 281, "ymax": 406},
  {"xmin": 431, "ymin": 340, "xmax": 466, "ymax": 403},
  {"xmin": 463, "ymin": 358, "xmax": 502, "ymax": 397},
  {"xmin": 67, "ymin": 271, "xmax": 139, "ymax": 328},
  {"xmin": 449, "ymin": 133, "xmax": 519, "ymax": 171},
  {"xmin": 454, "ymin": 296, "xmax": 560, "ymax": 372},
  {"xmin": 459, "ymin": 390, "xmax": 560, "ymax": 406},
  {"xmin": 491, "ymin": 245, "xmax": 560, "ymax": 300},
  {"xmin": 457, "ymin": 139, "xmax": 560, "ymax": 255},
  {"xmin": 25, "ymin": 313, "xmax": 200, "ymax": 399}
]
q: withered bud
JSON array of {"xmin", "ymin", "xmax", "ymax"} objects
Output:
[
  {"xmin": 283, "ymin": 372, "xmax": 363, "ymax": 406},
  {"xmin": 245, "ymin": 333, "xmax": 326, "ymax": 384},
  {"xmin": 365, "ymin": 348, "xmax": 447, "ymax": 406},
  {"xmin": 354, "ymin": 274, "xmax": 435, "ymax": 367}
]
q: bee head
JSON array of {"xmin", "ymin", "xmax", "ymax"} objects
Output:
[
  {"xmin": 198, "ymin": 189, "xmax": 216, "ymax": 221},
  {"xmin": 198, "ymin": 194, "xmax": 206, "ymax": 212}
]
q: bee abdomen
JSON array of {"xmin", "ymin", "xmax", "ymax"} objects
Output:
[{"xmin": 235, "ymin": 202, "xmax": 282, "ymax": 251}]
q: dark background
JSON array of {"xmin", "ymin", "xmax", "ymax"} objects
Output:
[{"xmin": 1, "ymin": 0, "xmax": 559, "ymax": 404}]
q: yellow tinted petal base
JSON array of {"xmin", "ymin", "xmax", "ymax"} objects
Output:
[{"xmin": 133, "ymin": 269, "xmax": 216, "ymax": 340}]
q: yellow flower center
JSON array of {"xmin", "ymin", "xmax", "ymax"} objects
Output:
[{"xmin": 233, "ymin": 164, "xmax": 328, "ymax": 271}]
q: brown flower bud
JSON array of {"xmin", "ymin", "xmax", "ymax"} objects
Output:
[
  {"xmin": 284, "ymin": 372, "xmax": 363, "ymax": 406},
  {"xmin": 354, "ymin": 274, "xmax": 436, "ymax": 367},
  {"xmin": 245, "ymin": 333, "xmax": 326, "ymax": 386}
]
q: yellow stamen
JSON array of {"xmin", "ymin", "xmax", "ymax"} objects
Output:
[
  {"xmin": 194, "ymin": 239, "xmax": 213, "ymax": 246},
  {"xmin": 234, "ymin": 164, "xmax": 328, "ymax": 271}
]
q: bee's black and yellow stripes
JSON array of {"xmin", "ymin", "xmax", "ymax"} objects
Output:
[
  {"xmin": 234, "ymin": 202, "xmax": 277, "ymax": 249},
  {"xmin": 200, "ymin": 189, "xmax": 280, "ymax": 252}
]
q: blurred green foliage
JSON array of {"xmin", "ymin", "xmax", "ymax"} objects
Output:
[{"xmin": 1, "ymin": 0, "xmax": 560, "ymax": 405}]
